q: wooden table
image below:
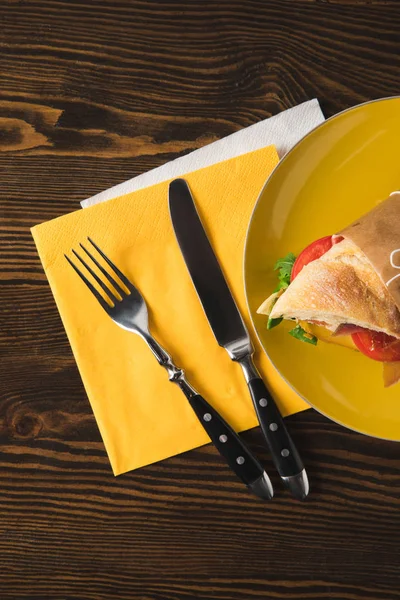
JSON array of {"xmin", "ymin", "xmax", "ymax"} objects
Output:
[{"xmin": 1, "ymin": 1, "xmax": 400, "ymax": 598}]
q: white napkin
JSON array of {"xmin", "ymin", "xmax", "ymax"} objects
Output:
[{"xmin": 81, "ymin": 99, "xmax": 324, "ymax": 208}]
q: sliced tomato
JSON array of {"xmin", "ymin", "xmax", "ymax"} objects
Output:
[
  {"xmin": 352, "ymin": 329, "xmax": 400, "ymax": 362},
  {"xmin": 291, "ymin": 235, "xmax": 344, "ymax": 281}
]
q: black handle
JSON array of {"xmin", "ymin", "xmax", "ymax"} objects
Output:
[
  {"xmin": 248, "ymin": 377, "xmax": 304, "ymax": 479},
  {"xmin": 188, "ymin": 393, "xmax": 273, "ymax": 500}
]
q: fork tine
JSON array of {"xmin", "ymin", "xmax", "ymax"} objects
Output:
[
  {"xmin": 79, "ymin": 243, "xmax": 127, "ymax": 298},
  {"xmin": 72, "ymin": 249, "xmax": 118, "ymax": 304},
  {"xmin": 65, "ymin": 254, "xmax": 110, "ymax": 312},
  {"xmin": 88, "ymin": 237, "xmax": 134, "ymax": 291}
]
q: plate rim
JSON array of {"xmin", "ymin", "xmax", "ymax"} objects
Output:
[{"xmin": 243, "ymin": 95, "xmax": 400, "ymax": 441}]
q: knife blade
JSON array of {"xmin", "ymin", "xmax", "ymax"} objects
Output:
[{"xmin": 169, "ymin": 178, "xmax": 309, "ymax": 500}]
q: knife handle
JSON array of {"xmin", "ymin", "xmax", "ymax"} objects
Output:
[
  {"xmin": 246, "ymin": 376, "xmax": 308, "ymax": 499},
  {"xmin": 186, "ymin": 392, "xmax": 273, "ymax": 500}
]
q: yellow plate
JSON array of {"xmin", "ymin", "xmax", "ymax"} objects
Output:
[{"xmin": 244, "ymin": 97, "xmax": 400, "ymax": 441}]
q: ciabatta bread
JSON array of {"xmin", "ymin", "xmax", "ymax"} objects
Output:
[{"xmin": 270, "ymin": 238, "xmax": 400, "ymax": 338}]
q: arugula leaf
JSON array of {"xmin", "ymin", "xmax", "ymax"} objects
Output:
[
  {"xmin": 273, "ymin": 252, "xmax": 296, "ymax": 292},
  {"xmin": 289, "ymin": 325, "xmax": 318, "ymax": 345},
  {"xmin": 263, "ymin": 251, "xmax": 296, "ymax": 331},
  {"xmin": 267, "ymin": 316, "xmax": 283, "ymax": 330},
  {"xmin": 274, "ymin": 252, "xmax": 296, "ymax": 282}
]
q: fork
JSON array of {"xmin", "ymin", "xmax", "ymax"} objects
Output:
[{"xmin": 65, "ymin": 238, "xmax": 274, "ymax": 501}]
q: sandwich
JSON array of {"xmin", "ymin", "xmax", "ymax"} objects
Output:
[{"xmin": 258, "ymin": 193, "xmax": 400, "ymax": 387}]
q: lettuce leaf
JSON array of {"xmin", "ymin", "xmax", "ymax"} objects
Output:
[
  {"xmin": 289, "ymin": 324, "xmax": 318, "ymax": 345},
  {"xmin": 273, "ymin": 252, "xmax": 296, "ymax": 291}
]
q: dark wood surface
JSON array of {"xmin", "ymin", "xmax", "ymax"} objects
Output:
[{"xmin": 1, "ymin": 1, "xmax": 400, "ymax": 598}]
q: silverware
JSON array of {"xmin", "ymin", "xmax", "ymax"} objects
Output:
[
  {"xmin": 169, "ymin": 179, "xmax": 309, "ymax": 500},
  {"xmin": 65, "ymin": 238, "xmax": 273, "ymax": 501}
]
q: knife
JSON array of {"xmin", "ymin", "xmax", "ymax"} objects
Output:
[{"xmin": 169, "ymin": 178, "xmax": 309, "ymax": 500}]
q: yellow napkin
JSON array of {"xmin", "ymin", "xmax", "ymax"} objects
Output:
[{"xmin": 31, "ymin": 146, "xmax": 307, "ymax": 475}]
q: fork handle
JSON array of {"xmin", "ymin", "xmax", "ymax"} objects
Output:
[{"xmin": 147, "ymin": 340, "xmax": 273, "ymax": 500}]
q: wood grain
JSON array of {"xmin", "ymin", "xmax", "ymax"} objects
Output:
[{"xmin": 1, "ymin": 0, "xmax": 400, "ymax": 598}]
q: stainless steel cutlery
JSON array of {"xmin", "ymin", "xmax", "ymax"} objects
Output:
[
  {"xmin": 66, "ymin": 177, "xmax": 309, "ymax": 502},
  {"xmin": 169, "ymin": 178, "xmax": 309, "ymax": 500},
  {"xmin": 65, "ymin": 238, "xmax": 273, "ymax": 501}
]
